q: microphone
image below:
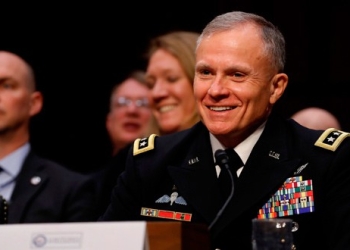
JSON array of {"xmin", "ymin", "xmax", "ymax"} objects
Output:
[{"xmin": 209, "ymin": 149, "xmax": 235, "ymax": 230}]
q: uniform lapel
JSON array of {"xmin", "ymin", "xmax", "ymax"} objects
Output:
[{"xmin": 167, "ymin": 123, "xmax": 222, "ymax": 224}]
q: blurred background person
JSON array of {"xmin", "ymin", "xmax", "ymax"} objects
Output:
[
  {"xmin": 106, "ymin": 70, "xmax": 158, "ymax": 156},
  {"xmin": 144, "ymin": 31, "xmax": 201, "ymax": 135},
  {"xmin": 93, "ymin": 70, "xmax": 158, "ymax": 216},
  {"xmin": 0, "ymin": 50, "xmax": 98, "ymax": 223},
  {"xmin": 291, "ymin": 107, "xmax": 341, "ymax": 130}
]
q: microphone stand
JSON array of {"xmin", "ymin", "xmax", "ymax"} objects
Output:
[{"xmin": 209, "ymin": 149, "xmax": 235, "ymax": 230}]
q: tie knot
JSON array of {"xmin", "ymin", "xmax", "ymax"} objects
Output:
[{"xmin": 225, "ymin": 148, "xmax": 243, "ymax": 172}]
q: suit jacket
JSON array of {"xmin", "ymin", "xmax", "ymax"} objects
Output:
[
  {"xmin": 8, "ymin": 151, "xmax": 98, "ymax": 223},
  {"xmin": 100, "ymin": 113, "xmax": 350, "ymax": 250}
]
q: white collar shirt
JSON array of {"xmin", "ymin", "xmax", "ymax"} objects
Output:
[{"xmin": 210, "ymin": 121, "xmax": 266, "ymax": 177}]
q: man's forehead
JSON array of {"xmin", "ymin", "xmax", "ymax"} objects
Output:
[{"xmin": 0, "ymin": 53, "xmax": 28, "ymax": 81}]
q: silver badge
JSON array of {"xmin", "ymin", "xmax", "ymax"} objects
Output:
[{"xmin": 31, "ymin": 176, "xmax": 41, "ymax": 185}]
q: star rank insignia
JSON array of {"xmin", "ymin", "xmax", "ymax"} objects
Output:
[
  {"xmin": 314, "ymin": 128, "xmax": 350, "ymax": 151},
  {"xmin": 133, "ymin": 134, "xmax": 158, "ymax": 156}
]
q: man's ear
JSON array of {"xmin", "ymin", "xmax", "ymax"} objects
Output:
[
  {"xmin": 29, "ymin": 91, "xmax": 43, "ymax": 116},
  {"xmin": 269, "ymin": 73, "xmax": 288, "ymax": 104}
]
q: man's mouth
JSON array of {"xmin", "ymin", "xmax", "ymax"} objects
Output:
[{"xmin": 209, "ymin": 106, "xmax": 233, "ymax": 111}]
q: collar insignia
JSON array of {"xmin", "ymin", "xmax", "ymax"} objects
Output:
[
  {"xmin": 188, "ymin": 157, "xmax": 199, "ymax": 165},
  {"xmin": 269, "ymin": 150, "xmax": 280, "ymax": 160}
]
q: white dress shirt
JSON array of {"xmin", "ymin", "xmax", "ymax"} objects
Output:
[{"xmin": 210, "ymin": 122, "xmax": 266, "ymax": 177}]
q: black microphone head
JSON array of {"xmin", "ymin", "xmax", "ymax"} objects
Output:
[
  {"xmin": 215, "ymin": 149, "xmax": 230, "ymax": 166},
  {"xmin": 210, "ymin": 149, "xmax": 235, "ymax": 230}
]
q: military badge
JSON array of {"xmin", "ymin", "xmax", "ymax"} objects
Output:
[
  {"xmin": 133, "ymin": 134, "xmax": 157, "ymax": 156},
  {"xmin": 315, "ymin": 128, "xmax": 350, "ymax": 151},
  {"xmin": 293, "ymin": 163, "xmax": 308, "ymax": 175},
  {"xmin": 257, "ymin": 176, "xmax": 314, "ymax": 219},
  {"xmin": 155, "ymin": 185, "xmax": 187, "ymax": 206},
  {"xmin": 140, "ymin": 185, "xmax": 191, "ymax": 222},
  {"xmin": 140, "ymin": 207, "xmax": 192, "ymax": 222}
]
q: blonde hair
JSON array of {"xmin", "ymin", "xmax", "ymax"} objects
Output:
[{"xmin": 145, "ymin": 31, "xmax": 199, "ymax": 84}]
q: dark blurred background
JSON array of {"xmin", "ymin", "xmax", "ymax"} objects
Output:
[{"xmin": 2, "ymin": 1, "xmax": 349, "ymax": 173}]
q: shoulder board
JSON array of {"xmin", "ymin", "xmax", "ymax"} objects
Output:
[
  {"xmin": 133, "ymin": 134, "xmax": 158, "ymax": 156},
  {"xmin": 314, "ymin": 128, "xmax": 350, "ymax": 151}
]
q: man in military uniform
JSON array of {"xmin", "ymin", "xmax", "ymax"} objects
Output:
[{"xmin": 99, "ymin": 11, "xmax": 350, "ymax": 250}]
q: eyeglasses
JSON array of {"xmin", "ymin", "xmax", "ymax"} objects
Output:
[{"xmin": 113, "ymin": 96, "xmax": 150, "ymax": 109}]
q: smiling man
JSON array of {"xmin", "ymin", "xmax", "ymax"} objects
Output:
[{"xmin": 100, "ymin": 11, "xmax": 350, "ymax": 250}]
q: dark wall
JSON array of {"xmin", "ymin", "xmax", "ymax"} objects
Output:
[{"xmin": 1, "ymin": 1, "xmax": 349, "ymax": 173}]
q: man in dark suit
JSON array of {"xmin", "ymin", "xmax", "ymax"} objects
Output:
[
  {"xmin": 0, "ymin": 51, "xmax": 97, "ymax": 223},
  {"xmin": 99, "ymin": 11, "xmax": 350, "ymax": 250}
]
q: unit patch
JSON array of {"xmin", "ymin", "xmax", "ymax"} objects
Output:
[
  {"xmin": 133, "ymin": 134, "xmax": 158, "ymax": 156},
  {"xmin": 314, "ymin": 128, "xmax": 350, "ymax": 151}
]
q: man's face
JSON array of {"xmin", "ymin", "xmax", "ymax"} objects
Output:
[
  {"xmin": 194, "ymin": 25, "xmax": 286, "ymax": 147},
  {"xmin": 0, "ymin": 52, "xmax": 38, "ymax": 135}
]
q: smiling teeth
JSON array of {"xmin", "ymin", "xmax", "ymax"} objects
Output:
[
  {"xmin": 160, "ymin": 105, "xmax": 176, "ymax": 113},
  {"xmin": 210, "ymin": 107, "xmax": 232, "ymax": 111}
]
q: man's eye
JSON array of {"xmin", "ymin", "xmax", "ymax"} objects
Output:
[
  {"xmin": 198, "ymin": 69, "xmax": 211, "ymax": 76},
  {"xmin": 200, "ymin": 69, "xmax": 207, "ymax": 74},
  {"xmin": 233, "ymin": 72, "xmax": 244, "ymax": 77},
  {"xmin": 1, "ymin": 83, "xmax": 13, "ymax": 89}
]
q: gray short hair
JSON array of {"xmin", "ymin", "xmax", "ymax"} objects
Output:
[{"xmin": 196, "ymin": 11, "xmax": 286, "ymax": 73}]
